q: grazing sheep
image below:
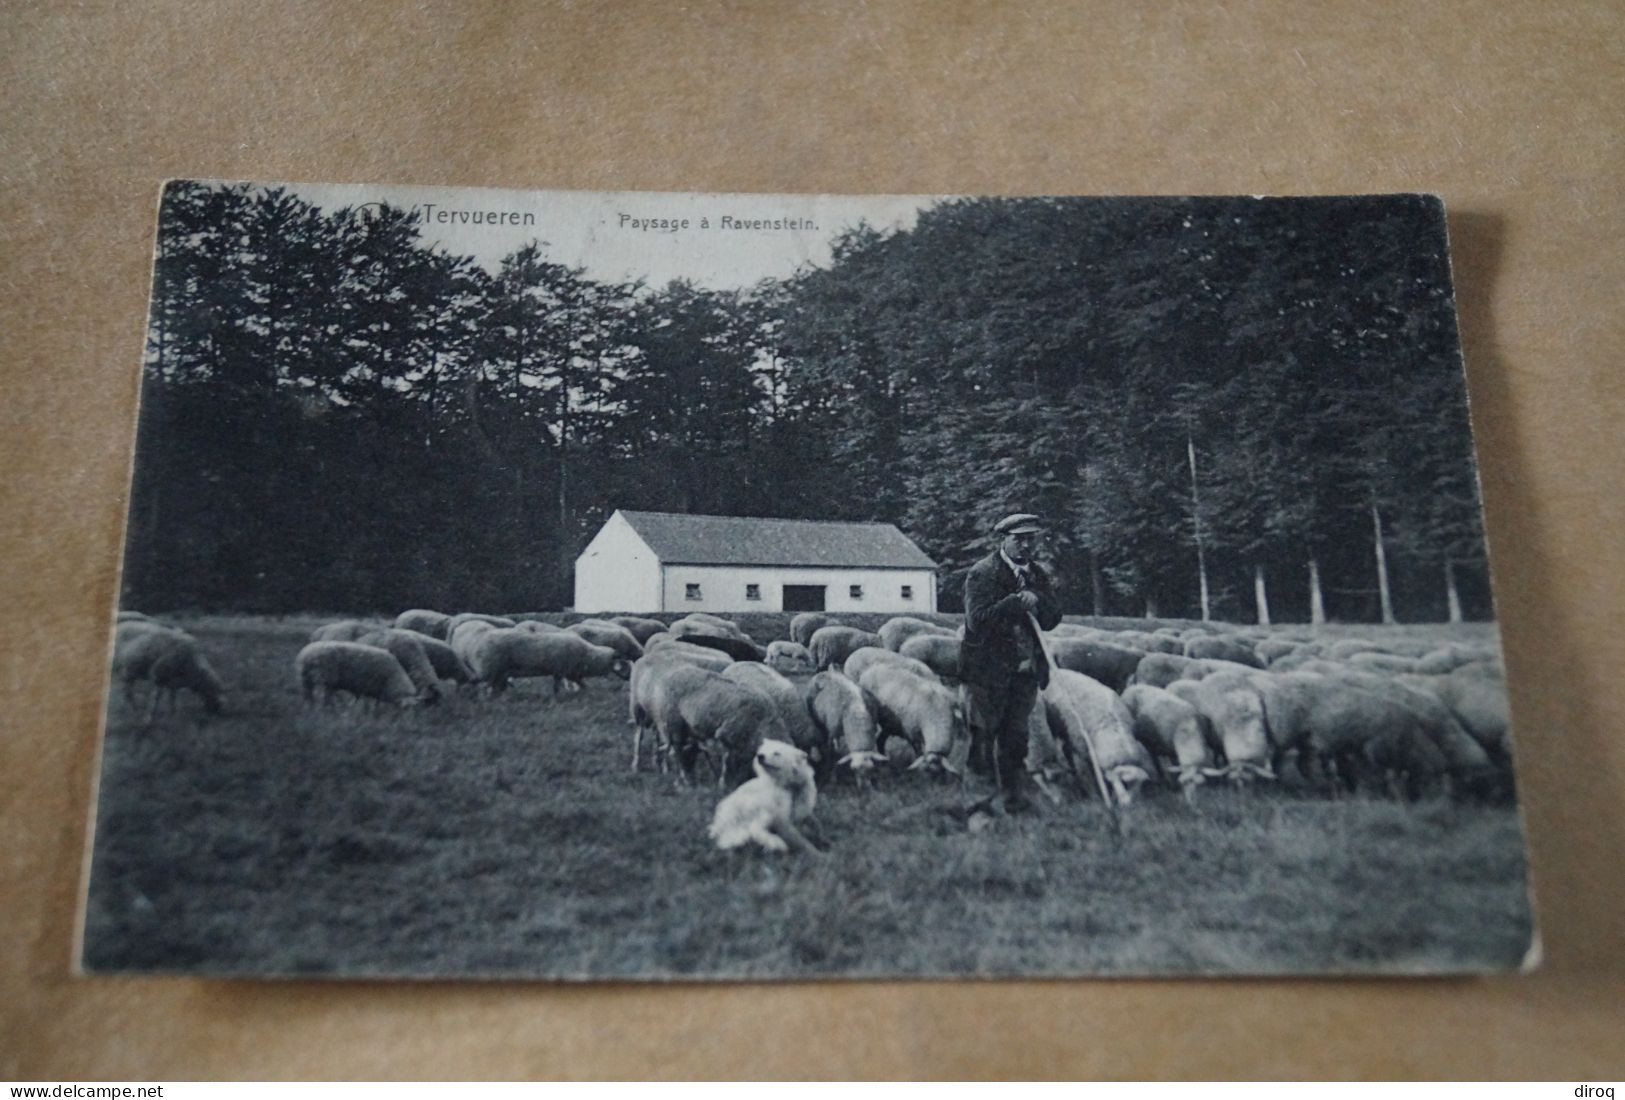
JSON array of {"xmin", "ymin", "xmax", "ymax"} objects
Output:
[
  {"xmin": 1048, "ymin": 638, "xmax": 1145, "ymax": 693},
  {"xmin": 1041, "ymin": 670, "xmax": 1155, "ymax": 805},
  {"xmin": 1284, "ymin": 674, "xmax": 1448, "ymax": 797},
  {"xmin": 1122, "ymin": 684, "xmax": 1216, "ymax": 796},
  {"xmin": 644, "ymin": 663, "xmax": 791, "ymax": 786},
  {"xmin": 112, "ymin": 622, "xmax": 225, "ymax": 718},
  {"xmin": 627, "ymin": 652, "xmax": 692, "ymax": 772},
  {"xmin": 354, "ymin": 628, "xmax": 445, "ymax": 699},
  {"xmin": 394, "ymin": 609, "xmax": 452, "ymax": 640},
  {"xmin": 515, "ymin": 619, "xmax": 564, "ymax": 634},
  {"xmin": 414, "ymin": 634, "xmax": 473, "ymax": 685},
  {"xmin": 1048, "ymin": 623, "xmax": 1102, "ymax": 639},
  {"xmin": 444, "ymin": 612, "xmax": 516, "ymax": 640},
  {"xmin": 723, "ymin": 662, "xmax": 826, "ymax": 770},
  {"xmin": 804, "ymin": 670, "xmax": 888, "ymax": 779},
  {"xmin": 1325, "ymin": 638, "xmax": 1389, "ymax": 661},
  {"xmin": 855, "ymin": 665, "xmax": 962, "ymax": 773},
  {"xmin": 897, "ymin": 634, "xmax": 962, "ymax": 681},
  {"xmin": 808, "ymin": 625, "xmax": 882, "ymax": 671},
  {"xmin": 610, "ymin": 616, "xmax": 668, "ymax": 643},
  {"xmin": 1113, "ymin": 630, "xmax": 1184, "ymax": 655},
  {"xmin": 708, "ymin": 740, "xmax": 821, "ymax": 855},
  {"xmin": 1254, "ymin": 637, "xmax": 1303, "ymax": 666},
  {"xmin": 1347, "ymin": 651, "xmax": 1423, "ymax": 674},
  {"xmin": 671, "ymin": 616, "xmax": 751, "ymax": 643},
  {"xmin": 1413, "ymin": 646, "xmax": 1485, "ymax": 675},
  {"xmin": 638, "ymin": 639, "xmax": 732, "ymax": 672},
  {"xmin": 1182, "ymin": 636, "xmax": 1264, "ymax": 668},
  {"xmin": 843, "ymin": 645, "xmax": 939, "ymax": 685},
  {"xmin": 310, "ymin": 619, "xmax": 379, "ymax": 643},
  {"xmin": 1130, "ymin": 652, "xmax": 1196, "ymax": 689},
  {"xmin": 1167, "ymin": 672, "xmax": 1275, "ymax": 783},
  {"xmin": 1301, "ymin": 664, "xmax": 1496, "ymax": 793},
  {"xmin": 568, "ymin": 619, "xmax": 646, "ymax": 659},
  {"xmin": 765, "ymin": 640, "xmax": 814, "ymax": 673},
  {"xmin": 296, "ymin": 641, "xmax": 421, "ymax": 709},
  {"xmin": 878, "ymin": 616, "xmax": 954, "ymax": 652},
  {"xmin": 789, "ymin": 612, "xmax": 833, "ymax": 647},
  {"xmin": 448, "ymin": 619, "xmax": 501, "ymax": 666},
  {"xmin": 675, "ymin": 633, "xmax": 766, "ymax": 663},
  {"xmin": 465, "ymin": 628, "xmax": 631, "ymax": 695},
  {"xmin": 1405, "ymin": 672, "xmax": 1512, "ymax": 761},
  {"xmin": 643, "ymin": 630, "xmax": 675, "ymax": 650}
]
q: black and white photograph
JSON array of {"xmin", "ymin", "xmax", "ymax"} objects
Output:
[{"xmin": 81, "ymin": 180, "xmax": 1535, "ymax": 979}]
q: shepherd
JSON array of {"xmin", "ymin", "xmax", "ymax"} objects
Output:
[{"xmin": 958, "ymin": 512, "xmax": 1063, "ymax": 818}]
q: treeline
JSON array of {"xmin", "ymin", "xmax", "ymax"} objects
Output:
[{"xmin": 124, "ymin": 182, "xmax": 1489, "ymax": 622}]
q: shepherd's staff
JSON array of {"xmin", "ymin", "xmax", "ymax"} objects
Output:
[{"xmin": 1026, "ymin": 610, "xmax": 1119, "ymax": 821}]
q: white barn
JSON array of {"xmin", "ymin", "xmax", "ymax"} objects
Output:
[{"xmin": 574, "ymin": 510, "xmax": 939, "ymax": 614}]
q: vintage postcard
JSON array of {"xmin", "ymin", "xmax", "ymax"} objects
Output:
[{"xmin": 80, "ymin": 181, "xmax": 1536, "ymax": 979}]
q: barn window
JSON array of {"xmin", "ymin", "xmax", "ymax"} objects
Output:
[
  {"xmin": 685, "ymin": 583, "xmax": 701, "ymax": 600},
  {"xmin": 745, "ymin": 583, "xmax": 761, "ymax": 601},
  {"xmin": 901, "ymin": 585, "xmax": 914, "ymax": 600},
  {"xmin": 849, "ymin": 584, "xmax": 864, "ymax": 600}
]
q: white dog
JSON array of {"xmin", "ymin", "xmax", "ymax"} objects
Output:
[{"xmin": 708, "ymin": 739, "xmax": 821, "ymax": 855}]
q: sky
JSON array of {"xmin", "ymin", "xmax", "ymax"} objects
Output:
[{"xmin": 283, "ymin": 181, "xmax": 938, "ymax": 290}]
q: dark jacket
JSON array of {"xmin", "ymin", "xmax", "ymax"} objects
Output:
[{"xmin": 960, "ymin": 550, "xmax": 1063, "ymax": 688}]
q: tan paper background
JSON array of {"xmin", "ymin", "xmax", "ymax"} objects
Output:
[{"xmin": 3, "ymin": 0, "xmax": 1622, "ymax": 1080}]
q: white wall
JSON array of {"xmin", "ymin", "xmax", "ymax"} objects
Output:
[
  {"xmin": 660, "ymin": 565, "xmax": 937, "ymax": 614},
  {"xmin": 573, "ymin": 512, "xmax": 663, "ymax": 612}
]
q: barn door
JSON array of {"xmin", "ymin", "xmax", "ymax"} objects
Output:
[{"xmin": 782, "ymin": 585, "xmax": 826, "ymax": 611}]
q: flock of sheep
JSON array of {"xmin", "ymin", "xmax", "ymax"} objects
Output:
[{"xmin": 109, "ymin": 604, "xmax": 1512, "ymax": 855}]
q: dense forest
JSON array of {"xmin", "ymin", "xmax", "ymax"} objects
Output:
[{"xmin": 122, "ymin": 181, "xmax": 1490, "ymax": 622}]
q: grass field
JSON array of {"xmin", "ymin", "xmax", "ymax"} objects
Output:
[{"xmin": 80, "ymin": 614, "xmax": 1535, "ymax": 979}]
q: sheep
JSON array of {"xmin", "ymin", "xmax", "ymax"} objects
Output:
[
  {"xmin": 610, "ymin": 616, "xmax": 668, "ymax": 643},
  {"xmin": 808, "ymin": 626, "xmax": 882, "ymax": 671},
  {"xmin": 1110, "ymin": 630, "xmax": 1184, "ymax": 655},
  {"xmin": 1048, "ymin": 623, "xmax": 1102, "ymax": 639},
  {"xmin": 310, "ymin": 619, "xmax": 381, "ymax": 643},
  {"xmin": 1182, "ymin": 635, "xmax": 1264, "ymax": 668},
  {"xmin": 1166, "ymin": 672, "xmax": 1275, "ymax": 784},
  {"xmin": 414, "ymin": 634, "xmax": 474, "ymax": 685},
  {"xmin": 1040, "ymin": 670, "xmax": 1155, "ymax": 805},
  {"xmin": 514, "ymin": 619, "xmax": 564, "ymax": 634},
  {"xmin": 444, "ymin": 612, "xmax": 516, "ymax": 640},
  {"xmin": 394, "ymin": 609, "xmax": 452, "ymax": 639},
  {"xmin": 878, "ymin": 616, "xmax": 954, "ymax": 652},
  {"xmin": 567, "ymin": 619, "xmax": 646, "ymax": 659},
  {"xmin": 354, "ymin": 628, "xmax": 445, "ymax": 700},
  {"xmin": 708, "ymin": 740, "xmax": 821, "ymax": 855},
  {"xmin": 112, "ymin": 622, "xmax": 225, "ymax": 719},
  {"xmin": 116, "ymin": 610, "xmax": 154, "ymax": 623},
  {"xmin": 1294, "ymin": 663, "xmax": 1496, "ymax": 794},
  {"xmin": 627, "ymin": 652, "xmax": 689, "ymax": 772},
  {"xmin": 674, "ymin": 633, "xmax": 766, "ymax": 663},
  {"xmin": 1347, "ymin": 651, "xmax": 1424, "ymax": 674},
  {"xmin": 722, "ymin": 662, "xmax": 826, "ymax": 772},
  {"xmin": 465, "ymin": 628, "xmax": 631, "ymax": 695},
  {"xmin": 843, "ymin": 645, "xmax": 939, "ymax": 685},
  {"xmin": 789, "ymin": 612, "xmax": 833, "ymax": 647},
  {"xmin": 1325, "ymin": 638, "xmax": 1389, "ymax": 661},
  {"xmin": 1254, "ymin": 637, "xmax": 1304, "ymax": 666},
  {"xmin": 804, "ymin": 669, "xmax": 888, "ymax": 780},
  {"xmin": 856, "ymin": 664, "xmax": 963, "ymax": 774},
  {"xmin": 671, "ymin": 616, "xmax": 751, "ymax": 643},
  {"xmin": 1271, "ymin": 673, "xmax": 1448, "ymax": 797},
  {"xmin": 1122, "ymin": 684, "xmax": 1216, "ymax": 798},
  {"xmin": 765, "ymin": 639, "xmax": 814, "ymax": 673},
  {"xmin": 1130, "ymin": 652, "xmax": 1195, "ymax": 688},
  {"xmin": 897, "ymin": 634, "xmax": 962, "ymax": 681},
  {"xmin": 1406, "ymin": 671, "xmax": 1512, "ymax": 761},
  {"xmin": 449, "ymin": 619, "xmax": 501, "ymax": 666},
  {"xmin": 643, "ymin": 662, "xmax": 792, "ymax": 787},
  {"xmin": 1048, "ymin": 638, "xmax": 1145, "ymax": 693},
  {"xmin": 638, "ymin": 639, "xmax": 732, "ymax": 673},
  {"xmin": 296, "ymin": 641, "xmax": 421, "ymax": 709}
]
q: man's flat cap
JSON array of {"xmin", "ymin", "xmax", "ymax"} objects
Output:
[{"xmin": 994, "ymin": 513, "xmax": 1045, "ymax": 536}]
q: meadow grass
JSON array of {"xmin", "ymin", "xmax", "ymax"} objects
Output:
[{"xmin": 81, "ymin": 615, "xmax": 1532, "ymax": 978}]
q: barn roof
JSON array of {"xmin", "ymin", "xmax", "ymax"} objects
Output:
[{"xmin": 617, "ymin": 510, "xmax": 938, "ymax": 570}]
